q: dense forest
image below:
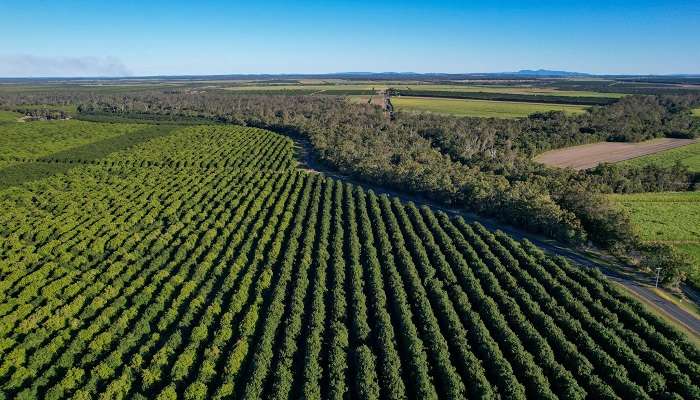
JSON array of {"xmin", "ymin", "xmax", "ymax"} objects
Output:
[{"xmin": 1, "ymin": 90, "xmax": 699, "ymax": 275}]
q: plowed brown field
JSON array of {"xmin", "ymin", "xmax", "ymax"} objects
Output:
[{"xmin": 534, "ymin": 138, "xmax": 699, "ymax": 170}]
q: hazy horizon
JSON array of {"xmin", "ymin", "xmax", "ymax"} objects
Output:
[
  {"xmin": 1, "ymin": 69, "xmax": 700, "ymax": 80},
  {"xmin": 1, "ymin": 0, "xmax": 699, "ymax": 77}
]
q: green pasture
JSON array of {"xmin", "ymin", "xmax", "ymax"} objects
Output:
[
  {"xmin": 396, "ymin": 84, "xmax": 625, "ymax": 98},
  {"xmin": 0, "ymin": 110, "xmax": 22, "ymax": 123},
  {"xmin": 609, "ymin": 191, "xmax": 700, "ymax": 283},
  {"xmin": 621, "ymin": 141, "xmax": 700, "ymax": 173},
  {"xmin": 391, "ymin": 96, "xmax": 588, "ymax": 118}
]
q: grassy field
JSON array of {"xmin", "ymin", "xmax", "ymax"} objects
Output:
[
  {"xmin": 620, "ymin": 141, "xmax": 700, "ymax": 172},
  {"xmin": 609, "ymin": 191, "xmax": 700, "ymax": 283},
  {"xmin": 396, "ymin": 84, "xmax": 625, "ymax": 98},
  {"xmin": 693, "ymin": 107, "xmax": 700, "ymax": 117},
  {"xmin": 392, "ymin": 96, "xmax": 588, "ymax": 118},
  {"xmin": 0, "ymin": 110, "xmax": 21, "ymax": 123},
  {"xmin": 608, "ymin": 191, "xmax": 700, "ymax": 242},
  {"xmin": 347, "ymin": 94, "xmax": 386, "ymax": 107},
  {"xmin": 677, "ymin": 243, "xmax": 700, "ymax": 268}
]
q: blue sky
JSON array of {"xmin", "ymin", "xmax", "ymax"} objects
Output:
[{"xmin": 0, "ymin": 0, "xmax": 698, "ymax": 76}]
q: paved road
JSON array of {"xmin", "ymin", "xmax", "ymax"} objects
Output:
[
  {"xmin": 444, "ymin": 207, "xmax": 700, "ymax": 337},
  {"xmin": 614, "ymin": 280, "xmax": 700, "ymax": 333},
  {"xmin": 293, "ymin": 137, "xmax": 700, "ymax": 337},
  {"xmin": 443, "ymin": 209, "xmax": 700, "ymax": 337},
  {"xmin": 421, "ymin": 204, "xmax": 700, "ymax": 336}
]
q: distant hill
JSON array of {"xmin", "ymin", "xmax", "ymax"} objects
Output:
[
  {"xmin": 0, "ymin": 71, "xmax": 598, "ymax": 82},
  {"xmin": 332, "ymin": 70, "xmax": 593, "ymax": 78},
  {"xmin": 2, "ymin": 70, "xmax": 698, "ymax": 82},
  {"xmin": 508, "ymin": 69, "xmax": 592, "ymax": 77}
]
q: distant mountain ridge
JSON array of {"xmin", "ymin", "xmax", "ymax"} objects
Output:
[
  {"xmin": 333, "ymin": 70, "xmax": 593, "ymax": 78},
  {"xmin": 2, "ymin": 70, "xmax": 699, "ymax": 81},
  {"xmin": 508, "ymin": 69, "xmax": 592, "ymax": 77}
]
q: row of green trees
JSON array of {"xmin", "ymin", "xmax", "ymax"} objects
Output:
[
  {"xmin": 1, "ymin": 123, "xmax": 699, "ymax": 399},
  {"xmin": 1, "ymin": 170, "xmax": 249, "ymax": 397},
  {"xmin": 0, "ymin": 151, "xmax": 296, "ymax": 399}
]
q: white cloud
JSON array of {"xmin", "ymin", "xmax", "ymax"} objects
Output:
[{"xmin": 0, "ymin": 54, "xmax": 131, "ymax": 77}]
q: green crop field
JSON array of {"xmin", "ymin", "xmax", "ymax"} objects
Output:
[
  {"xmin": 676, "ymin": 243, "xmax": 700, "ymax": 275},
  {"xmin": 692, "ymin": 108, "xmax": 700, "ymax": 117},
  {"xmin": 621, "ymin": 141, "xmax": 700, "ymax": 172},
  {"xmin": 609, "ymin": 191, "xmax": 700, "ymax": 284},
  {"xmin": 392, "ymin": 96, "xmax": 588, "ymax": 118},
  {"xmin": 0, "ymin": 111, "xmax": 21, "ymax": 123},
  {"xmin": 396, "ymin": 84, "xmax": 625, "ymax": 98},
  {"xmin": 1, "ymin": 120, "xmax": 699, "ymax": 399},
  {"xmin": 608, "ymin": 192, "xmax": 700, "ymax": 242}
]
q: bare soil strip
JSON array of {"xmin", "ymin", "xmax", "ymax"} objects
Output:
[{"xmin": 534, "ymin": 138, "xmax": 699, "ymax": 170}]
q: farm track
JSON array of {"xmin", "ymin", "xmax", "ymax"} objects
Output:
[
  {"xmin": 293, "ymin": 136, "xmax": 700, "ymax": 337},
  {"xmin": 534, "ymin": 138, "xmax": 700, "ymax": 170}
]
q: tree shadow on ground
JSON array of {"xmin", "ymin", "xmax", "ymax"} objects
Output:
[{"xmin": 0, "ymin": 124, "xmax": 178, "ymax": 189}]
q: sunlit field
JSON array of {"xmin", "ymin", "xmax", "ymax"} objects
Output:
[{"xmin": 392, "ymin": 97, "xmax": 587, "ymax": 118}]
